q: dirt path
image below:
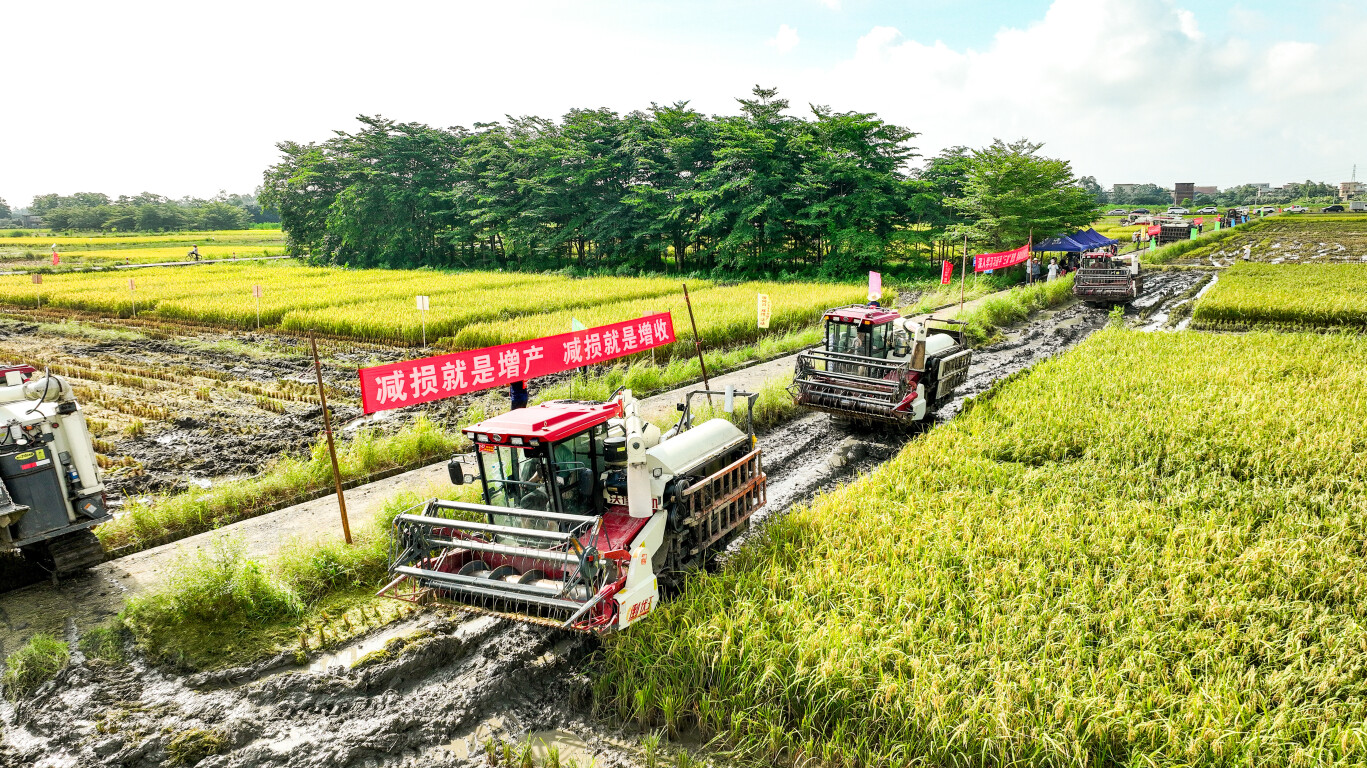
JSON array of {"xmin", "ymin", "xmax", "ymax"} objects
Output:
[{"xmin": 0, "ymin": 275, "xmax": 1228, "ymax": 768}]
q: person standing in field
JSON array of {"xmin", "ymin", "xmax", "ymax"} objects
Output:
[
  {"xmin": 510, "ymin": 380, "xmax": 529, "ymax": 410},
  {"xmin": 1030, "ymin": 257, "xmax": 1041, "ymax": 284},
  {"xmin": 1047, "ymin": 257, "xmax": 1059, "ymax": 282}
]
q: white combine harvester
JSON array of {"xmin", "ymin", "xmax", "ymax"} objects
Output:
[
  {"xmin": 791, "ymin": 304, "xmax": 973, "ymax": 425},
  {"xmin": 380, "ymin": 389, "xmax": 765, "ymax": 633},
  {"xmin": 0, "ymin": 365, "xmax": 110, "ymax": 577}
]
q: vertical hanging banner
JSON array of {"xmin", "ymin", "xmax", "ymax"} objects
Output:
[
  {"xmin": 51, "ymin": 251, "xmax": 59, "ymax": 266},
  {"xmin": 756, "ymin": 293, "xmax": 772, "ymax": 328},
  {"xmin": 940, "ymin": 260, "xmax": 953, "ymax": 285},
  {"xmin": 868, "ymin": 271, "xmax": 882, "ymax": 301},
  {"xmin": 359, "ymin": 312, "xmax": 676, "ymax": 414}
]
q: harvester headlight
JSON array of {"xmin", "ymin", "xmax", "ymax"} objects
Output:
[{"xmin": 511, "ymin": 437, "xmax": 524, "ymax": 446}]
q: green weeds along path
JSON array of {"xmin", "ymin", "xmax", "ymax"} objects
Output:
[
  {"xmin": 601, "ymin": 330, "xmax": 1367, "ymax": 767},
  {"xmin": 1193, "ymin": 261, "xmax": 1367, "ymax": 330}
]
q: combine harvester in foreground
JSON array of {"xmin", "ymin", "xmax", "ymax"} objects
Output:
[
  {"xmin": 380, "ymin": 389, "xmax": 765, "ymax": 633},
  {"xmin": 790, "ymin": 304, "xmax": 972, "ymax": 425},
  {"xmin": 1073, "ymin": 250, "xmax": 1144, "ymax": 305},
  {"xmin": 0, "ymin": 365, "xmax": 111, "ymax": 578}
]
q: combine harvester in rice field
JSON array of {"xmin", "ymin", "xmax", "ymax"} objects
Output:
[
  {"xmin": 379, "ymin": 388, "xmax": 765, "ymax": 632},
  {"xmin": 0, "ymin": 365, "xmax": 111, "ymax": 579},
  {"xmin": 790, "ymin": 303, "xmax": 972, "ymax": 426},
  {"xmin": 1073, "ymin": 250, "xmax": 1143, "ymax": 305}
]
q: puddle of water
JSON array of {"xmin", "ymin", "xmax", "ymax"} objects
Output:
[
  {"xmin": 433, "ymin": 715, "xmax": 507, "ymax": 761},
  {"xmin": 1174, "ymin": 272, "xmax": 1220, "ymax": 332},
  {"xmin": 524, "ymin": 729, "xmax": 598, "ymax": 765},
  {"xmin": 306, "ymin": 617, "xmax": 433, "ymax": 673}
]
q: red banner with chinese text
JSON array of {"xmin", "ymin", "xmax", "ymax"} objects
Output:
[
  {"xmin": 973, "ymin": 243, "xmax": 1031, "ymax": 273},
  {"xmin": 359, "ymin": 312, "xmax": 676, "ymax": 414},
  {"xmin": 941, "ymin": 260, "xmax": 953, "ymax": 284}
]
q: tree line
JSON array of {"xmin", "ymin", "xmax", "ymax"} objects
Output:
[
  {"xmin": 260, "ymin": 87, "xmax": 1098, "ymax": 278},
  {"xmin": 10, "ymin": 191, "xmax": 279, "ymax": 231},
  {"xmin": 1099, "ymin": 180, "xmax": 1342, "ymax": 207}
]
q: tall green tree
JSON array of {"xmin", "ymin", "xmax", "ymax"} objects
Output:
[{"xmin": 949, "ymin": 139, "xmax": 1098, "ymax": 250}]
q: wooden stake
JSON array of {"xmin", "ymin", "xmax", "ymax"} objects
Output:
[
  {"xmin": 682, "ymin": 283, "xmax": 710, "ymax": 392},
  {"xmin": 311, "ymin": 333, "xmax": 351, "ymax": 545}
]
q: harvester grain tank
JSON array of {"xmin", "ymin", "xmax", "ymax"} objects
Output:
[
  {"xmin": 379, "ymin": 389, "xmax": 765, "ymax": 632},
  {"xmin": 790, "ymin": 304, "xmax": 972, "ymax": 425},
  {"xmin": 1073, "ymin": 251, "xmax": 1143, "ymax": 305},
  {"xmin": 0, "ymin": 365, "xmax": 110, "ymax": 577}
]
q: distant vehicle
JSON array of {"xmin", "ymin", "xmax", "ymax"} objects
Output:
[
  {"xmin": 1197, "ymin": 206, "xmax": 1219, "ymax": 214},
  {"xmin": 1231, "ymin": 207, "xmax": 1250, "ymax": 214},
  {"xmin": 1258, "ymin": 206, "xmax": 1277, "ymax": 215},
  {"xmin": 1285, "ymin": 205, "xmax": 1308, "ymax": 213},
  {"xmin": 1322, "ymin": 204, "xmax": 1345, "ymax": 212},
  {"xmin": 1352, "ymin": 201, "xmax": 1367, "ymax": 212},
  {"xmin": 1106, "ymin": 208, "xmax": 1128, "ymax": 215},
  {"xmin": 1166, "ymin": 207, "xmax": 1190, "ymax": 215},
  {"xmin": 1132, "ymin": 208, "xmax": 1151, "ymax": 214}
]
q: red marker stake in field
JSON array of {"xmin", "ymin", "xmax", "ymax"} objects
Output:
[{"xmin": 358, "ymin": 312, "xmax": 677, "ymax": 414}]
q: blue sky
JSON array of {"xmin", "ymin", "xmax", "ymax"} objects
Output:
[{"xmin": 3, "ymin": 1, "xmax": 1363, "ymax": 205}]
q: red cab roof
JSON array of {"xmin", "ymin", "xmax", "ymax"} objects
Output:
[
  {"xmin": 824, "ymin": 304, "xmax": 901, "ymax": 325},
  {"xmin": 463, "ymin": 400, "xmax": 620, "ymax": 443}
]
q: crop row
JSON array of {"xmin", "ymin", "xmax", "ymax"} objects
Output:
[
  {"xmin": 1193, "ymin": 262, "xmax": 1367, "ymax": 328},
  {"xmin": 444, "ymin": 281, "xmax": 867, "ymax": 354},
  {"xmin": 602, "ymin": 330, "xmax": 1367, "ymax": 767}
]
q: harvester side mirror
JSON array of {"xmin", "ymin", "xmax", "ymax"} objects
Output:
[{"xmin": 447, "ymin": 458, "xmax": 464, "ymax": 485}]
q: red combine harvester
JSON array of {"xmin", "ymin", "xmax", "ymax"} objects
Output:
[
  {"xmin": 379, "ymin": 389, "xmax": 765, "ymax": 633},
  {"xmin": 791, "ymin": 304, "xmax": 972, "ymax": 425}
]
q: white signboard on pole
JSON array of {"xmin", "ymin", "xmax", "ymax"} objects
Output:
[
  {"xmin": 416, "ymin": 295, "xmax": 430, "ymax": 346},
  {"xmin": 756, "ymin": 293, "xmax": 771, "ymax": 329}
]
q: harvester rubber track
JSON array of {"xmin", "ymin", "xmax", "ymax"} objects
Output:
[{"xmin": 40, "ymin": 529, "xmax": 106, "ymax": 577}]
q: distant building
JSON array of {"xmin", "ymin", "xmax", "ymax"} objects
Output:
[
  {"xmin": 1173, "ymin": 182, "xmax": 1195, "ymax": 205},
  {"xmin": 1252, "ymin": 183, "xmax": 1272, "ymax": 191},
  {"xmin": 1194, "ymin": 186, "xmax": 1219, "ymax": 195},
  {"xmin": 1340, "ymin": 181, "xmax": 1365, "ymax": 200}
]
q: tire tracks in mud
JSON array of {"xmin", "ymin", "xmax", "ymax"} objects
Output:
[{"xmin": 0, "ymin": 272, "xmax": 1213, "ymax": 768}]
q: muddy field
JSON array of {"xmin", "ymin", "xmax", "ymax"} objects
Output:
[
  {"xmin": 0, "ymin": 273, "xmax": 1210, "ymax": 768},
  {"xmin": 1178, "ymin": 217, "xmax": 1367, "ymax": 265},
  {"xmin": 0, "ymin": 310, "xmax": 472, "ymax": 501}
]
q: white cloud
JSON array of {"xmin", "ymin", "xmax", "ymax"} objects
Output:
[
  {"xmin": 784, "ymin": 0, "xmax": 1367, "ymax": 187},
  {"xmin": 769, "ymin": 24, "xmax": 801, "ymax": 53}
]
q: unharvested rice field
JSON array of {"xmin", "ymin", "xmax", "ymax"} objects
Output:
[
  {"xmin": 0, "ymin": 229, "xmax": 286, "ymax": 266},
  {"xmin": 0, "ymin": 262, "xmax": 867, "ymax": 349},
  {"xmin": 1193, "ymin": 261, "xmax": 1367, "ymax": 329},
  {"xmin": 603, "ymin": 330, "xmax": 1367, "ymax": 767}
]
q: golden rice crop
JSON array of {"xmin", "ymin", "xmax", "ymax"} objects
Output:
[
  {"xmin": 446, "ymin": 281, "xmax": 867, "ymax": 353},
  {"xmin": 602, "ymin": 330, "xmax": 1367, "ymax": 767},
  {"xmin": 0, "ymin": 230, "xmax": 284, "ymax": 249},
  {"xmin": 1193, "ymin": 262, "xmax": 1367, "ymax": 328},
  {"xmin": 278, "ymin": 275, "xmax": 688, "ymax": 344}
]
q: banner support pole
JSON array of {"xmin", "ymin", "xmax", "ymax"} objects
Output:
[
  {"xmin": 682, "ymin": 283, "xmax": 710, "ymax": 392},
  {"xmin": 311, "ymin": 332, "xmax": 351, "ymax": 545}
]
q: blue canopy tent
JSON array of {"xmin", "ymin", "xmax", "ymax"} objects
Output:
[
  {"xmin": 1033, "ymin": 228, "xmax": 1119, "ymax": 252},
  {"xmin": 1031, "ymin": 233, "xmax": 1089, "ymax": 252}
]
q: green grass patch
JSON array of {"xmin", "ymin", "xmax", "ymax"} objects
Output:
[
  {"xmin": 599, "ymin": 330, "xmax": 1367, "ymax": 766},
  {"xmin": 121, "ymin": 486, "xmax": 475, "ymax": 670},
  {"xmin": 166, "ymin": 728, "xmax": 228, "ymax": 766},
  {"xmin": 97, "ymin": 415, "xmax": 468, "ymax": 553},
  {"xmin": 2, "ymin": 633, "xmax": 69, "ymax": 700},
  {"xmin": 78, "ymin": 624, "xmax": 128, "ymax": 665}
]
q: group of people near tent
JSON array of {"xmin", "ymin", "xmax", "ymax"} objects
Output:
[{"xmin": 1027, "ymin": 227, "xmax": 1121, "ymax": 284}]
